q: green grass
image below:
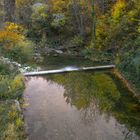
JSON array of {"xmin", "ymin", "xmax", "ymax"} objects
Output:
[
  {"xmin": 0, "ymin": 61, "xmax": 26, "ymax": 140},
  {"xmin": 0, "ymin": 101, "xmax": 25, "ymax": 140}
]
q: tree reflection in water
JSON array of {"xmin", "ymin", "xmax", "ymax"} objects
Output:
[{"xmin": 46, "ymin": 71, "xmax": 140, "ymax": 138}]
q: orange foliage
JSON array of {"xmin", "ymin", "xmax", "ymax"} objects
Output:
[{"xmin": 0, "ymin": 23, "xmax": 24, "ymax": 49}]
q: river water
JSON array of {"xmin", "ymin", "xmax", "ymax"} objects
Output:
[{"xmin": 23, "ymin": 56, "xmax": 140, "ymax": 140}]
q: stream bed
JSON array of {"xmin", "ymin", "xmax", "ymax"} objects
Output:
[{"xmin": 23, "ymin": 56, "xmax": 140, "ymax": 140}]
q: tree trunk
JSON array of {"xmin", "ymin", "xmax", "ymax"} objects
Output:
[
  {"xmin": 4, "ymin": 0, "xmax": 15, "ymax": 22},
  {"xmin": 91, "ymin": 0, "xmax": 96, "ymax": 46},
  {"xmin": 71, "ymin": 0, "xmax": 85, "ymax": 37},
  {"xmin": 101, "ymin": 0, "xmax": 105, "ymax": 14}
]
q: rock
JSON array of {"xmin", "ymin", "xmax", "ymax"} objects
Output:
[
  {"xmin": 55, "ymin": 50, "xmax": 63, "ymax": 54},
  {"xmin": 43, "ymin": 47, "xmax": 64, "ymax": 55}
]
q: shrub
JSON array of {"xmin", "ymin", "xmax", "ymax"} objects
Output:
[
  {"xmin": 0, "ymin": 22, "xmax": 33, "ymax": 63},
  {"xmin": 2, "ymin": 123, "xmax": 18, "ymax": 140},
  {"xmin": 0, "ymin": 103, "xmax": 25, "ymax": 140},
  {"xmin": 3, "ymin": 40, "xmax": 33, "ymax": 63},
  {"xmin": 0, "ymin": 75, "xmax": 24, "ymax": 100},
  {"xmin": 112, "ymin": 0, "xmax": 126, "ymax": 23},
  {"xmin": 71, "ymin": 36, "xmax": 84, "ymax": 47},
  {"xmin": 0, "ymin": 62, "xmax": 16, "ymax": 75},
  {"xmin": 51, "ymin": 13, "xmax": 66, "ymax": 29},
  {"xmin": 28, "ymin": 3, "xmax": 50, "ymax": 42}
]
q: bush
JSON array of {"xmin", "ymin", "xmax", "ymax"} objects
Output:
[
  {"xmin": 71, "ymin": 36, "xmax": 84, "ymax": 47},
  {"xmin": 0, "ymin": 102, "xmax": 25, "ymax": 140},
  {"xmin": 51, "ymin": 13, "xmax": 67, "ymax": 29},
  {"xmin": 0, "ymin": 75, "xmax": 24, "ymax": 100},
  {"xmin": 0, "ymin": 62, "xmax": 16, "ymax": 75},
  {"xmin": 0, "ymin": 22, "xmax": 33, "ymax": 63},
  {"xmin": 2, "ymin": 40, "xmax": 33, "ymax": 63},
  {"xmin": 112, "ymin": 0, "xmax": 126, "ymax": 23},
  {"xmin": 28, "ymin": 3, "xmax": 50, "ymax": 42}
]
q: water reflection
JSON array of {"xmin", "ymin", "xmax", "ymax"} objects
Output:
[
  {"xmin": 24, "ymin": 71, "xmax": 140, "ymax": 140},
  {"xmin": 40, "ymin": 55, "xmax": 105, "ymax": 70}
]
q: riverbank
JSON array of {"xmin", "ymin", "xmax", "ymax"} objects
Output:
[
  {"xmin": 0, "ymin": 100, "xmax": 25, "ymax": 140},
  {"xmin": 112, "ymin": 69, "xmax": 140, "ymax": 98},
  {"xmin": 0, "ymin": 58, "xmax": 26, "ymax": 140},
  {"xmin": 0, "ymin": 53, "xmax": 139, "ymax": 140},
  {"xmin": 81, "ymin": 49, "xmax": 140, "ymax": 97}
]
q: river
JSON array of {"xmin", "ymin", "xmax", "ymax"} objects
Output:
[{"xmin": 23, "ymin": 56, "xmax": 140, "ymax": 140}]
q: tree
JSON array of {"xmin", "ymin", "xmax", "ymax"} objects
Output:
[
  {"xmin": 91, "ymin": 0, "xmax": 96, "ymax": 46},
  {"xmin": 4, "ymin": 0, "xmax": 15, "ymax": 22},
  {"xmin": 15, "ymin": 0, "xmax": 34, "ymax": 25}
]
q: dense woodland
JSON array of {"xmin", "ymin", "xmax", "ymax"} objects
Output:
[
  {"xmin": 0, "ymin": 0, "xmax": 140, "ymax": 139},
  {"xmin": 0, "ymin": 0, "xmax": 139, "ymax": 91}
]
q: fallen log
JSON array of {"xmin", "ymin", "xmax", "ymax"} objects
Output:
[{"xmin": 24, "ymin": 65, "xmax": 115, "ymax": 76}]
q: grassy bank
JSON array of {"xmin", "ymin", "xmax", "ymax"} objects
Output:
[
  {"xmin": 118, "ymin": 49, "xmax": 140, "ymax": 94},
  {"xmin": 112, "ymin": 69, "xmax": 139, "ymax": 97},
  {"xmin": 0, "ymin": 101, "xmax": 25, "ymax": 140},
  {"xmin": 0, "ymin": 22, "xmax": 32, "ymax": 140},
  {"xmin": 0, "ymin": 61, "xmax": 26, "ymax": 140}
]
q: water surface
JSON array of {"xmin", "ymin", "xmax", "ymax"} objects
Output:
[
  {"xmin": 40, "ymin": 55, "xmax": 108, "ymax": 70},
  {"xmin": 24, "ymin": 71, "xmax": 140, "ymax": 140},
  {"xmin": 24, "ymin": 55, "xmax": 140, "ymax": 140}
]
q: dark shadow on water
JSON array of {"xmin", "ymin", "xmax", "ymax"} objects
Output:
[{"xmin": 40, "ymin": 55, "xmax": 110, "ymax": 70}]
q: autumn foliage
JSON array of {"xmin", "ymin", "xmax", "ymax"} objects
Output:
[{"xmin": 0, "ymin": 22, "xmax": 33, "ymax": 63}]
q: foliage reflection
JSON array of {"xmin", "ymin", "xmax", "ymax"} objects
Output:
[{"xmin": 45, "ymin": 71, "xmax": 140, "ymax": 137}]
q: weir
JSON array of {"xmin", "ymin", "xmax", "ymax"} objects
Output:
[{"xmin": 24, "ymin": 65, "xmax": 115, "ymax": 76}]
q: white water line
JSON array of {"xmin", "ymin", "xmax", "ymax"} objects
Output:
[{"xmin": 24, "ymin": 65, "xmax": 115, "ymax": 76}]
